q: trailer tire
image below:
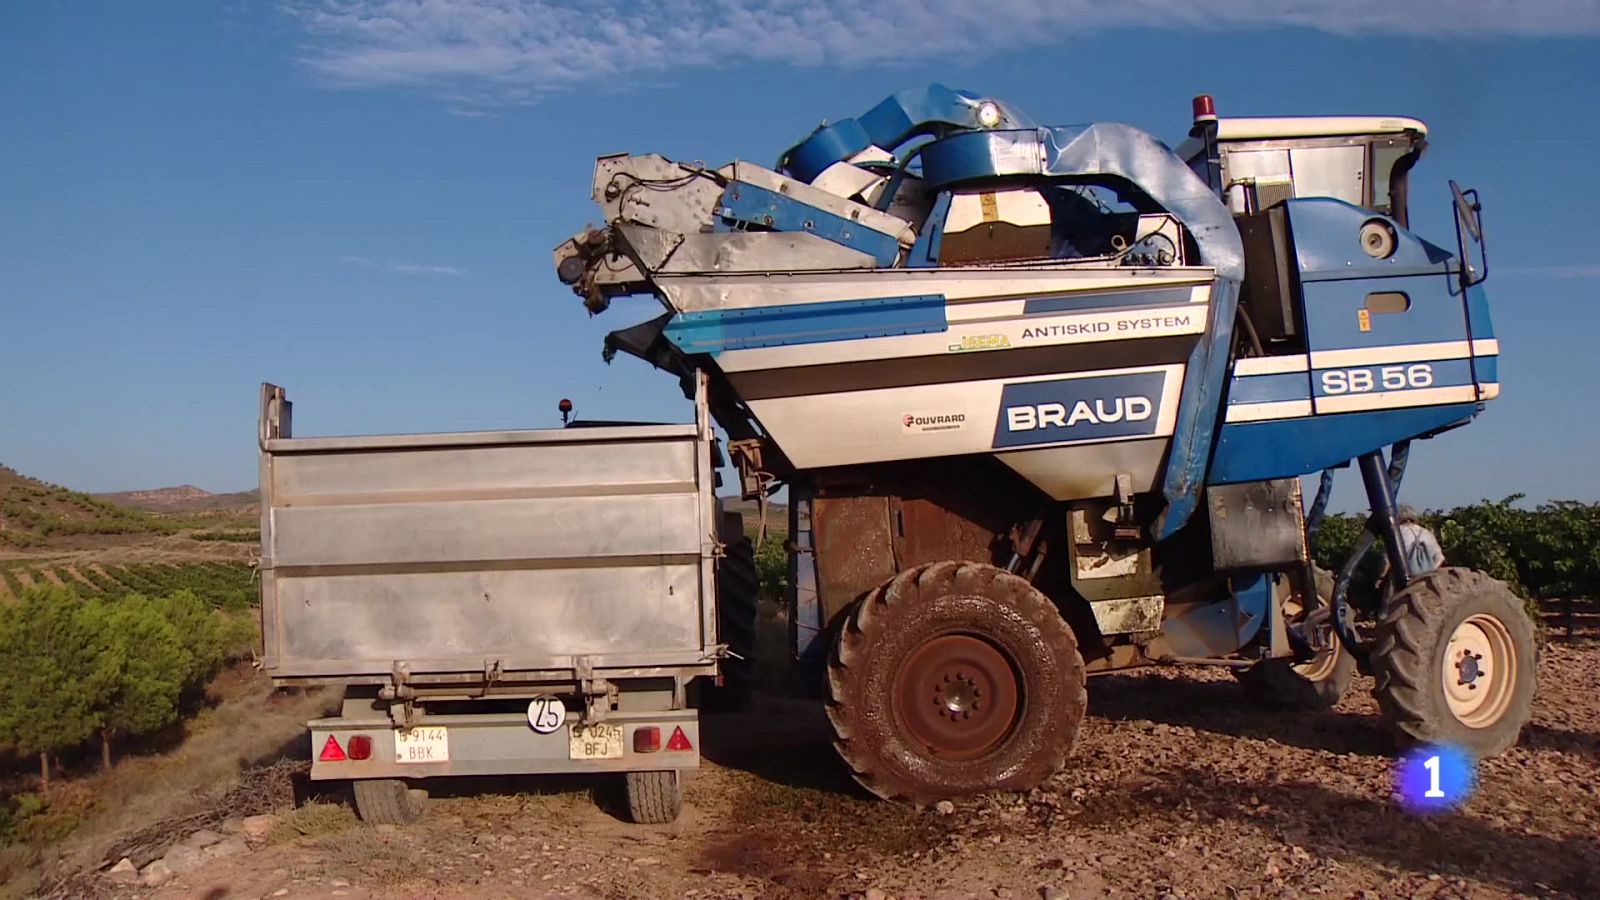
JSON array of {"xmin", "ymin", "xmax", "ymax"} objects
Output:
[
  {"xmin": 826, "ymin": 562, "xmax": 1086, "ymax": 806},
  {"xmin": 351, "ymin": 779, "xmax": 425, "ymax": 826},
  {"xmin": 1372, "ymin": 568, "xmax": 1536, "ymax": 757},
  {"xmin": 1237, "ymin": 567, "xmax": 1356, "ymax": 709},
  {"xmin": 624, "ymin": 770, "xmax": 683, "ymax": 824},
  {"xmin": 706, "ymin": 512, "xmax": 759, "ymax": 707}
]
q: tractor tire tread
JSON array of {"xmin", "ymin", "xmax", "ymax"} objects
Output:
[
  {"xmin": 826, "ymin": 561, "xmax": 1086, "ymax": 807},
  {"xmin": 1371, "ymin": 567, "xmax": 1536, "ymax": 757}
]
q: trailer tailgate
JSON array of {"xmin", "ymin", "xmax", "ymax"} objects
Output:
[{"xmin": 256, "ymin": 385, "xmax": 718, "ymax": 682}]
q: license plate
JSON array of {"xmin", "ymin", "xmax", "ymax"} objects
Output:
[
  {"xmin": 395, "ymin": 726, "xmax": 449, "ymax": 764},
  {"xmin": 569, "ymin": 723, "xmax": 624, "ymax": 760}
]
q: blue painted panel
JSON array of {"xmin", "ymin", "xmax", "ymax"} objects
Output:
[
  {"xmin": 780, "ymin": 85, "xmax": 1035, "ymax": 183},
  {"xmin": 1285, "ymin": 198, "xmax": 1454, "ymax": 279},
  {"xmin": 1021, "ymin": 287, "xmax": 1195, "ymax": 315},
  {"xmin": 783, "ymin": 119, "xmax": 872, "ymax": 185},
  {"xmin": 1229, "ymin": 372, "xmax": 1311, "ymax": 404},
  {"xmin": 1476, "ymin": 355, "xmax": 1498, "ymax": 383},
  {"xmin": 1160, "ymin": 280, "xmax": 1236, "ymax": 539},
  {"xmin": 1208, "ymin": 404, "xmax": 1479, "ymax": 485},
  {"xmin": 717, "ymin": 181, "xmax": 902, "ymax": 266},
  {"xmin": 1231, "ymin": 574, "xmax": 1270, "ymax": 647},
  {"xmin": 992, "ymin": 372, "xmax": 1166, "ymax": 449},
  {"xmin": 1311, "ymin": 357, "xmax": 1475, "ymax": 396},
  {"xmin": 905, "ymin": 191, "xmax": 952, "ymax": 269},
  {"xmin": 663, "ymin": 295, "xmax": 947, "ymax": 356},
  {"xmin": 1465, "ymin": 283, "xmax": 1496, "ymax": 341},
  {"xmin": 1301, "ymin": 275, "xmax": 1470, "ymax": 352}
]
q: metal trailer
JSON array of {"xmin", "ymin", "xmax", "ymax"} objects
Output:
[
  {"xmin": 255, "ymin": 375, "xmax": 734, "ymax": 824},
  {"xmin": 552, "ymin": 86, "xmax": 1536, "ymax": 806}
]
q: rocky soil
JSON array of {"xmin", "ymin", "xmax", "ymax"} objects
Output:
[{"xmin": 55, "ymin": 624, "xmax": 1600, "ymax": 900}]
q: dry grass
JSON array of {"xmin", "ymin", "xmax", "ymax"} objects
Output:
[
  {"xmin": 268, "ymin": 801, "xmax": 357, "ymax": 844},
  {"xmin": 2, "ymin": 672, "xmax": 338, "ymax": 898}
]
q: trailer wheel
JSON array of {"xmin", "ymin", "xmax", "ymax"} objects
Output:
[
  {"xmin": 351, "ymin": 779, "xmax": 426, "ymax": 826},
  {"xmin": 826, "ymin": 562, "xmax": 1086, "ymax": 806},
  {"xmin": 1237, "ymin": 568, "xmax": 1356, "ymax": 709},
  {"xmin": 624, "ymin": 770, "xmax": 683, "ymax": 824},
  {"xmin": 1372, "ymin": 568, "xmax": 1536, "ymax": 756}
]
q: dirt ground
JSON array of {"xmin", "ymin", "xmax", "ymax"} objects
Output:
[{"xmin": 63, "ymin": 619, "xmax": 1600, "ymax": 900}]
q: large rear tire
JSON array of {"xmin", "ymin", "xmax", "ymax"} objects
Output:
[
  {"xmin": 1236, "ymin": 567, "xmax": 1356, "ymax": 709},
  {"xmin": 826, "ymin": 562, "xmax": 1086, "ymax": 806},
  {"xmin": 1372, "ymin": 568, "xmax": 1536, "ymax": 757}
]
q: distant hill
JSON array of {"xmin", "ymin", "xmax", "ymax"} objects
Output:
[
  {"xmin": 0, "ymin": 466, "xmax": 184, "ymax": 550},
  {"xmin": 0, "ymin": 467, "xmax": 258, "ymax": 555},
  {"xmin": 96, "ymin": 485, "xmax": 258, "ymax": 514}
]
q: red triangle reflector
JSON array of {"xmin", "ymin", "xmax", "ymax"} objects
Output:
[
  {"xmin": 665, "ymin": 726, "xmax": 693, "ymax": 752},
  {"xmin": 319, "ymin": 735, "xmax": 346, "ymax": 762}
]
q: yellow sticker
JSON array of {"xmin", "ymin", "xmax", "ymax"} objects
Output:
[
  {"xmin": 980, "ymin": 192, "xmax": 999, "ymax": 222},
  {"xmin": 1358, "ymin": 308, "xmax": 1372, "ymax": 332}
]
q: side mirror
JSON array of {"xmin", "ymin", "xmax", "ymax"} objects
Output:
[
  {"xmin": 1449, "ymin": 180, "xmax": 1487, "ymax": 289},
  {"xmin": 1451, "ymin": 180, "xmax": 1482, "ymax": 242}
]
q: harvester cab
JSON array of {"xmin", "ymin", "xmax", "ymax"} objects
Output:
[{"xmin": 553, "ymin": 86, "xmax": 1530, "ymax": 807}]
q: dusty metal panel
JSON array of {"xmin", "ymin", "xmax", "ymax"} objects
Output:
[
  {"xmin": 271, "ymin": 494, "xmax": 700, "ymax": 568},
  {"xmin": 1207, "ymin": 478, "xmax": 1307, "ymax": 570},
  {"xmin": 264, "ymin": 423, "xmax": 697, "ymax": 454},
  {"xmin": 276, "ymin": 564, "xmax": 704, "ymax": 667},
  {"xmin": 895, "ymin": 496, "xmax": 999, "ymax": 569},
  {"xmin": 1088, "ymin": 595, "xmax": 1164, "ymax": 635},
  {"xmin": 811, "ymin": 494, "xmax": 896, "ymax": 626},
  {"xmin": 258, "ymin": 384, "xmax": 718, "ymax": 683}
]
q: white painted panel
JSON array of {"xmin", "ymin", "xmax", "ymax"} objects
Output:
[
  {"xmin": 715, "ymin": 302, "xmax": 1207, "ymax": 372},
  {"xmin": 748, "ymin": 364, "xmax": 1185, "ymax": 470}
]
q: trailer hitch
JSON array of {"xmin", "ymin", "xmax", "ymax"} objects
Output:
[{"xmin": 379, "ymin": 661, "xmax": 419, "ymax": 729}]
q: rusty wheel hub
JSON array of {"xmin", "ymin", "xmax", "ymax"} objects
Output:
[{"xmin": 893, "ymin": 634, "xmax": 1021, "ymax": 760}]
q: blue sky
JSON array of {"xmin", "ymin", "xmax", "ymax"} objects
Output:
[{"xmin": 1, "ymin": 1, "xmax": 1597, "ymax": 513}]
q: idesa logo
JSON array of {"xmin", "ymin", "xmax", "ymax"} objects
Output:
[{"xmin": 993, "ymin": 372, "xmax": 1165, "ymax": 448}]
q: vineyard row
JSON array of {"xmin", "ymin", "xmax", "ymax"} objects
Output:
[{"xmin": 0, "ymin": 561, "xmax": 255, "ymax": 610}]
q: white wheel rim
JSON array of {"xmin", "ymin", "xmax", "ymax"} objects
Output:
[
  {"xmin": 1284, "ymin": 594, "xmax": 1340, "ymax": 682},
  {"xmin": 1441, "ymin": 613, "xmax": 1518, "ymax": 728},
  {"xmin": 1292, "ymin": 644, "xmax": 1341, "ymax": 682}
]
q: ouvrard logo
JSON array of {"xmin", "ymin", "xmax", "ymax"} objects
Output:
[
  {"xmin": 902, "ymin": 412, "xmax": 967, "ymax": 434},
  {"xmin": 993, "ymin": 372, "xmax": 1165, "ymax": 448}
]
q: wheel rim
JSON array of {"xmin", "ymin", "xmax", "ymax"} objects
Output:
[
  {"xmin": 1291, "ymin": 643, "xmax": 1342, "ymax": 681},
  {"xmin": 1284, "ymin": 594, "xmax": 1340, "ymax": 682},
  {"xmin": 1441, "ymin": 613, "xmax": 1518, "ymax": 728},
  {"xmin": 892, "ymin": 633, "xmax": 1022, "ymax": 761}
]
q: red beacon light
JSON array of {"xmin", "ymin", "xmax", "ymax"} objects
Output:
[
  {"xmin": 558, "ymin": 398, "xmax": 573, "ymax": 425},
  {"xmin": 1192, "ymin": 94, "xmax": 1217, "ymax": 126}
]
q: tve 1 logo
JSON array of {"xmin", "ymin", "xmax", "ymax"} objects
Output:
[{"xmin": 993, "ymin": 372, "xmax": 1165, "ymax": 448}]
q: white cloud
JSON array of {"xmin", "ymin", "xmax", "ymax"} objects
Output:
[
  {"xmin": 341, "ymin": 255, "xmax": 465, "ymax": 276},
  {"xmin": 283, "ymin": 1, "xmax": 1600, "ymax": 103},
  {"xmin": 1496, "ymin": 264, "xmax": 1600, "ymax": 279}
]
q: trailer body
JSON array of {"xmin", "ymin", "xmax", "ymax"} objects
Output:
[{"xmin": 256, "ymin": 377, "xmax": 724, "ymax": 822}]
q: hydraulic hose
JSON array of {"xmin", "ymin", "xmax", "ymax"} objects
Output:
[
  {"xmin": 1305, "ymin": 468, "xmax": 1335, "ymax": 544},
  {"xmin": 1328, "ymin": 440, "xmax": 1411, "ymax": 663}
]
